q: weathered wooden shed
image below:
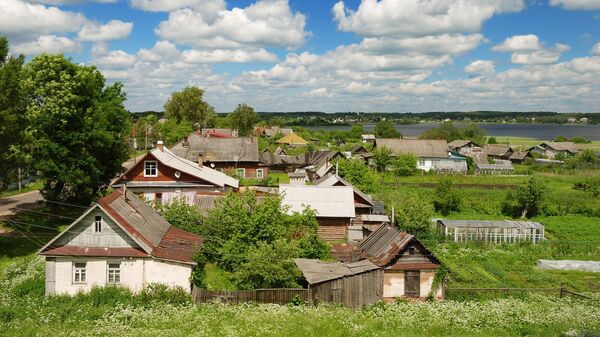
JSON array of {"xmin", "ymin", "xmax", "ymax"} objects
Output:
[
  {"xmin": 437, "ymin": 219, "xmax": 545, "ymax": 244},
  {"xmin": 294, "ymin": 258, "xmax": 382, "ymax": 309}
]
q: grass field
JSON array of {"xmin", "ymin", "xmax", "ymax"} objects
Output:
[{"xmin": 493, "ymin": 136, "xmax": 600, "ymax": 151}]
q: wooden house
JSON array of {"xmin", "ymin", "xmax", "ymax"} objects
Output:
[
  {"xmin": 111, "ymin": 142, "xmax": 238, "ymax": 205},
  {"xmin": 448, "ymin": 140, "xmax": 482, "ymax": 155},
  {"xmin": 279, "ymin": 184, "xmax": 355, "ymax": 241},
  {"xmin": 361, "ymin": 134, "xmax": 376, "ymax": 143},
  {"xmin": 294, "ymin": 258, "xmax": 383, "ymax": 309},
  {"xmin": 528, "ymin": 142, "xmax": 580, "ymax": 159},
  {"xmin": 374, "ymin": 139, "xmax": 467, "ymax": 173},
  {"xmin": 484, "ymin": 144, "xmax": 514, "ymax": 160},
  {"xmin": 38, "ymin": 190, "xmax": 202, "ymax": 296},
  {"xmin": 437, "ymin": 219, "xmax": 545, "ymax": 244}
]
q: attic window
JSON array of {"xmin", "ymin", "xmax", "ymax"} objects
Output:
[
  {"xmin": 408, "ymin": 247, "xmax": 416, "ymax": 255},
  {"xmin": 144, "ymin": 160, "xmax": 158, "ymax": 177},
  {"xmin": 94, "ymin": 216, "xmax": 102, "ymax": 232}
]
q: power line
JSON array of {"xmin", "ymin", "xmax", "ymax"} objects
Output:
[
  {"xmin": 12, "ymin": 208, "xmax": 78, "ymax": 220},
  {"xmin": 42, "ymin": 199, "xmax": 89, "ymax": 209}
]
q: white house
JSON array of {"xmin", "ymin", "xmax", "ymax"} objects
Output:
[{"xmin": 38, "ymin": 189, "xmax": 202, "ymax": 296}]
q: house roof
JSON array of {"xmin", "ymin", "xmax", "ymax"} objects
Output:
[
  {"xmin": 360, "ymin": 214, "xmax": 390, "ymax": 223},
  {"xmin": 448, "ymin": 140, "xmax": 480, "ymax": 148},
  {"xmin": 541, "ymin": 142, "xmax": 580, "ymax": 153},
  {"xmin": 510, "ymin": 151, "xmax": 531, "ymax": 160},
  {"xmin": 358, "ymin": 223, "xmax": 415, "ymax": 267},
  {"xmin": 437, "ymin": 219, "xmax": 544, "ymax": 230},
  {"xmin": 171, "ymin": 132, "xmax": 259, "ymax": 163},
  {"xmin": 314, "ymin": 174, "xmax": 374, "ymax": 208},
  {"xmin": 484, "ymin": 144, "xmax": 513, "ymax": 157},
  {"xmin": 279, "ymin": 184, "xmax": 355, "ymax": 218},
  {"xmin": 361, "ymin": 134, "xmax": 376, "ymax": 140},
  {"xmin": 294, "ymin": 258, "xmax": 379, "ymax": 284},
  {"xmin": 276, "ymin": 133, "xmax": 308, "ymax": 145},
  {"xmin": 349, "ymin": 144, "xmax": 369, "ymax": 154},
  {"xmin": 264, "ymin": 127, "xmax": 293, "ymax": 137},
  {"xmin": 39, "ymin": 190, "xmax": 202, "ymax": 264},
  {"xmin": 375, "ymin": 139, "xmax": 448, "ymax": 158}
]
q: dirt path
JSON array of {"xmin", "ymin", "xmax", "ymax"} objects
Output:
[{"xmin": 0, "ymin": 190, "xmax": 44, "ymax": 217}]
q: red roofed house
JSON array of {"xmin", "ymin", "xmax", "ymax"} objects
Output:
[{"xmin": 38, "ymin": 189, "xmax": 202, "ymax": 296}]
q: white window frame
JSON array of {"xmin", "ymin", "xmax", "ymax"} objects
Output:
[
  {"xmin": 73, "ymin": 262, "xmax": 87, "ymax": 284},
  {"xmin": 107, "ymin": 262, "xmax": 121, "ymax": 284},
  {"xmin": 94, "ymin": 215, "xmax": 102, "ymax": 233},
  {"xmin": 144, "ymin": 160, "xmax": 158, "ymax": 177},
  {"xmin": 236, "ymin": 168, "xmax": 246, "ymax": 179},
  {"xmin": 256, "ymin": 169, "xmax": 264, "ymax": 179}
]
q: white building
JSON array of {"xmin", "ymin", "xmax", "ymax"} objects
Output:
[
  {"xmin": 38, "ymin": 189, "xmax": 202, "ymax": 296},
  {"xmin": 375, "ymin": 139, "xmax": 467, "ymax": 173}
]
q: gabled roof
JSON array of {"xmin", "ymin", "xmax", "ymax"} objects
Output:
[
  {"xmin": 294, "ymin": 258, "xmax": 379, "ymax": 284},
  {"xmin": 540, "ymin": 142, "xmax": 580, "ymax": 153},
  {"xmin": 276, "ymin": 133, "xmax": 308, "ymax": 145},
  {"xmin": 510, "ymin": 151, "xmax": 531, "ymax": 160},
  {"xmin": 375, "ymin": 139, "xmax": 448, "ymax": 158},
  {"xmin": 114, "ymin": 146, "xmax": 238, "ymax": 189},
  {"xmin": 279, "ymin": 184, "xmax": 355, "ymax": 218},
  {"xmin": 315, "ymin": 174, "xmax": 374, "ymax": 208},
  {"xmin": 171, "ymin": 132, "xmax": 259, "ymax": 162},
  {"xmin": 349, "ymin": 144, "xmax": 369, "ymax": 154},
  {"xmin": 484, "ymin": 144, "xmax": 513, "ymax": 157},
  {"xmin": 448, "ymin": 139, "xmax": 481, "ymax": 148},
  {"xmin": 358, "ymin": 223, "xmax": 414, "ymax": 267},
  {"xmin": 39, "ymin": 190, "xmax": 202, "ymax": 264}
]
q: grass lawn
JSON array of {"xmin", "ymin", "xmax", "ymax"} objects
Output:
[{"xmin": 499, "ymin": 136, "xmax": 600, "ymax": 151}]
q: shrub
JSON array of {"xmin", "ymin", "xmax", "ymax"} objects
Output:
[
  {"xmin": 336, "ymin": 158, "xmax": 380, "ymax": 194},
  {"xmin": 135, "ymin": 283, "xmax": 191, "ymax": 306},
  {"xmin": 392, "ymin": 153, "xmax": 418, "ymax": 176},
  {"xmin": 502, "ymin": 177, "xmax": 546, "ymax": 218},
  {"xmin": 488, "ymin": 136, "xmax": 497, "ymax": 144},
  {"xmin": 433, "ymin": 178, "xmax": 461, "ymax": 215}
]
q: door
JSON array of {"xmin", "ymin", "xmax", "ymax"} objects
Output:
[{"xmin": 404, "ymin": 271, "xmax": 420, "ymax": 297}]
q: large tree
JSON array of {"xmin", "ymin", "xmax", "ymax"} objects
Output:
[
  {"xmin": 374, "ymin": 120, "xmax": 401, "ymax": 138},
  {"xmin": 164, "ymin": 86, "xmax": 214, "ymax": 128},
  {"xmin": 22, "ymin": 54, "xmax": 131, "ymax": 203},
  {"xmin": 229, "ymin": 103, "xmax": 258, "ymax": 136},
  {"xmin": 0, "ymin": 37, "xmax": 26, "ymax": 190}
]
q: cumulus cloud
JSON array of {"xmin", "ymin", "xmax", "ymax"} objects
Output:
[
  {"xmin": 78, "ymin": 20, "xmax": 133, "ymax": 42},
  {"xmin": 26, "ymin": 0, "xmax": 117, "ymax": 4},
  {"xmin": 303, "ymin": 88, "xmax": 333, "ymax": 98},
  {"xmin": 12, "ymin": 35, "xmax": 80, "ymax": 55},
  {"xmin": 464, "ymin": 60, "xmax": 495, "ymax": 75},
  {"xmin": 333, "ymin": 0, "xmax": 524, "ymax": 38},
  {"xmin": 361, "ymin": 34, "xmax": 484, "ymax": 56},
  {"xmin": 549, "ymin": 0, "xmax": 600, "ymax": 10},
  {"xmin": 0, "ymin": 0, "xmax": 86, "ymax": 40},
  {"xmin": 493, "ymin": 34, "xmax": 569, "ymax": 65},
  {"xmin": 130, "ymin": 0, "xmax": 225, "ymax": 21},
  {"xmin": 182, "ymin": 49, "xmax": 277, "ymax": 63},
  {"xmin": 592, "ymin": 42, "xmax": 600, "ymax": 56},
  {"xmin": 155, "ymin": 0, "xmax": 307, "ymax": 49}
]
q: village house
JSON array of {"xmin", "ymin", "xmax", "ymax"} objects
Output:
[
  {"xmin": 279, "ymin": 184, "xmax": 355, "ymax": 241},
  {"xmin": 111, "ymin": 142, "xmax": 238, "ymax": 205},
  {"xmin": 528, "ymin": 142, "xmax": 580, "ymax": 159},
  {"xmin": 509, "ymin": 151, "xmax": 533, "ymax": 163},
  {"xmin": 332, "ymin": 224, "xmax": 443, "ymax": 300},
  {"xmin": 260, "ymin": 149, "xmax": 344, "ymax": 180},
  {"xmin": 261, "ymin": 126, "xmax": 293, "ymax": 137},
  {"xmin": 361, "ymin": 134, "xmax": 376, "ymax": 143},
  {"xmin": 448, "ymin": 140, "xmax": 482, "ymax": 155},
  {"xmin": 276, "ymin": 133, "xmax": 308, "ymax": 147},
  {"xmin": 38, "ymin": 189, "xmax": 202, "ymax": 296},
  {"xmin": 374, "ymin": 139, "xmax": 467, "ymax": 173},
  {"xmin": 483, "ymin": 144, "xmax": 514, "ymax": 160},
  {"xmin": 436, "ymin": 219, "xmax": 545, "ymax": 244},
  {"xmin": 170, "ymin": 132, "xmax": 268, "ymax": 179},
  {"xmin": 314, "ymin": 173, "xmax": 375, "ymax": 215}
]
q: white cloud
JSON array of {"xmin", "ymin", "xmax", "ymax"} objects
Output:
[
  {"xmin": 550, "ymin": 0, "xmax": 600, "ymax": 10},
  {"xmin": 26, "ymin": 0, "xmax": 117, "ymax": 4},
  {"xmin": 333, "ymin": 0, "xmax": 524, "ymax": 38},
  {"xmin": 137, "ymin": 41, "xmax": 181, "ymax": 62},
  {"xmin": 130, "ymin": 0, "xmax": 225, "ymax": 21},
  {"xmin": 155, "ymin": 0, "xmax": 307, "ymax": 49},
  {"xmin": 94, "ymin": 50, "xmax": 136, "ymax": 69},
  {"xmin": 0, "ymin": 0, "xmax": 86, "ymax": 40},
  {"xmin": 592, "ymin": 42, "xmax": 600, "ymax": 55},
  {"xmin": 182, "ymin": 49, "xmax": 277, "ymax": 63},
  {"xmin": 464, "ymin": 60, "xmax": 495, "ymax": 75},
  {"xmin": 78, "ymin": 20, "xmax": 133, "ymax": 42},
  {"xmin": 303, "ymin": 88, "xmax": 333, "ymax": 98},
  {"xmin": 361, "ymin": 34, "xmax": 484, "ymax": 56},
  {"xmin": 493, "ymin": 34, "xmax": 569, "ymax": 65},
  {"xmin": 12, "ymin": 35, "xmax": 80, "ymax": 55}
]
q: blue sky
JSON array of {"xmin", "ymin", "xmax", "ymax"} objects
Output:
[{"xmin": 2, "ymin": 0, "xmax": 600, "ymax": 113}]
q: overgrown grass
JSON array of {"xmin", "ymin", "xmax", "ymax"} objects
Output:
[{"xmin": 0, "ymin": 255, "xmax": 599, "ymax": 337}]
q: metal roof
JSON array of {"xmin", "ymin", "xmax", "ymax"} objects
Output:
[
  {"xmin": 358, "ymin": 223, "xmax": 414, "ymax": 267},
  {"xmin": 294, "ymin": 258, "xmax": 379, "ymax": 284},
  {"xmin": 279, "ymin": 185, "xmax": 355, "ymax": 218},
  {"xmin": 315, "ymin": 174, "xmax": 374, "ymax": 207},
  {"xmin": 360, "ymin": 214, "xmax": 390, "ymax": 222},
  {"xmin": 484, "ymin": 144, "xmax": 513, "ymax": 157},
  {"xmin": 375, "ymin": 139, "xmax": 448, "ymax": 158},
  {"xmin": 171, "ymin": 132, "xmax": 259, "ymax": 162},
  {"xmin": 540, "ymin": 142, "xmax": 580, "ymax": 153},
  {"xmin": 151, "ymin": 147, "xmax": 239, "ymax": 188},
  {"xmin": 437, "ymin": 219, "xmax": 544, "ymax": 229}
]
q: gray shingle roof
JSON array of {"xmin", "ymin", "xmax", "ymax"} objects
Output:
[
  {"xmin": 375, "ymin": 139, "xmax": 448, "ymax": 158},
  {"xmin": 294, "ymin": 258, "xmax": 379, "ymax": 284},
  {"xmin": 171, "ymin": 132, "xmax": 259, "ymax": 162}
]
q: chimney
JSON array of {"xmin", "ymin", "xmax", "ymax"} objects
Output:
[
  {"xmin": 197, "ymin": 151, "xmax": 204, "ymax": 165},
  {"xmin": 157, "ymin": 140, "xmax": 164, "ymax": 152},
  {"xmin": 122, "ymin": 183, "xmax": 127, "ymax": 201}
]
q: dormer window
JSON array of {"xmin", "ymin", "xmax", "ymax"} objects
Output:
[
  {"xmin": 144, "ymin": 160, "xmax": 157, "ymax": 177},
  {"xmin": 94, "ymin": 216, "xmax": 102, "ymax": 232}
]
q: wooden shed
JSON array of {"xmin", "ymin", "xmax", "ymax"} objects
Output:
[
  {"xmin": 294, "ymin": 258, "xmax": 383, "ymax": 309},
  {"xmin": 437, "ymin": 219, "xmax": 545, "ymax": 244}
]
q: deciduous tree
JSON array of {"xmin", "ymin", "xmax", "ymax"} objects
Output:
[
  {"xmin": 164, "ymin": 86, "xmax": 214, "ymax": 128},
  {"xmin": 229, "ymin": 103, "xmax": 258, "ymax": 136},
  {"xmin": 374, "ymin": 120, "xmax": 401, "ymax": 138}
]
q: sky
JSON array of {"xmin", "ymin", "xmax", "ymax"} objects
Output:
[{"xmin": 2, "ymin": 0, "xmax": 600, "ymax": 113}]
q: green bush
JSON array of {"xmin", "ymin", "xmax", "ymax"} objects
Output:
[
  {"xmin": 433, "ymin": 178, "xmax": 462, "ymax": 215},
  {"xmin": 392, "ymin": 153, "xmax": 418, "ymax": 176},
  {"xmin": 135, "ymin": 283, "xmax": 191, "ymax": 306},
  {"xmin": 86, "ymin": 286, "xmax": 133, "ymax": 307}
]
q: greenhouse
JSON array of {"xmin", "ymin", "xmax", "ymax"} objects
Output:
[{"xmin": 436, "ymin": 219, "xmax": 545, "ymax": 244}]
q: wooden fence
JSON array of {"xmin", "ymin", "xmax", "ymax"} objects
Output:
[{"xmin": 192, "ymin": 287, "xmax": 311, "ymax": 305}]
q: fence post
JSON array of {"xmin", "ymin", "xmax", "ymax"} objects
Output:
[{"xmin": 560, "ymin": 284, "xmax": 565, "ymax": 298}]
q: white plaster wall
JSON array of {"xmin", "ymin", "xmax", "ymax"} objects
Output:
[
  {"xmin": 50, "ymin": 257, "xmax": 192, "ymax": 295},
  {"xmin": 420, "ymin": 271, "xmax": 436, "ymax": 298},
  {"xmin": 383, "ymin": 271, "xmax": 404, "ymax": 298},
  {"xmin": 417, "ymin": 159, "xmax": 434, "ymax": 172},
  {"xmin": 145, "ymin": 259, "xmax": 192, "ymax": 291}
]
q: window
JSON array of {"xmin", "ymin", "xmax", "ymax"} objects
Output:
[
  {"xmin": 155, "ymin": 192, "xmax": 162, "ymax": 205},
  {"xmin": 256, "ymin": 169, "xmax": 264, "ymax": 179},
  {"xmin": 144, "ymin": 160, "xmax": 157, "ymax": 177},
  {"xmin": 73, "ymin": 262, "xmax": 86, "ymax": 283},
  {"xmin": 236, "ymin": 168, "xmax": 246, "ymax": 178},
  {"xmin": 408, "ymin": 247, "xmax": 416, "ymax": 255},
  {"xmin": 419, "ymin": 160, "xmax": 426, "ymax": 167},
  {"xmin": 107, "ymin": 263, "xmax": 121, "ymax": 284},
  {"xmin": 94, "ymin": 215, "xmax": 102, "ymax": 232}
]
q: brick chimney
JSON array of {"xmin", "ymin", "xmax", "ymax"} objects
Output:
[{"xmin": 157, "ymin": 140, "xmax": 164, "ymax": 152}]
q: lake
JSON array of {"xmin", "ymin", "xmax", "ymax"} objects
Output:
[{"xmin": 303, "ymin": 123, "xmax": 600, "ymax": 141}]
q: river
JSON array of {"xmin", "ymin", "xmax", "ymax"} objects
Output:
[{"xmin": 302, "ymin": 123, "xmax": 600, "ymax": 141}]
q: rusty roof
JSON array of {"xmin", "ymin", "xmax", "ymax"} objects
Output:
[
  {"xmin": 40, "ymin": 246, "xmax": 149, "ymax": 258},
  {"xmin": 294, "ymin": 258, "xmax": 379, "ymax": 284},
  {"xmin": 358, "ymin": 223, "xmax": 414, "ymax": 267}
]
